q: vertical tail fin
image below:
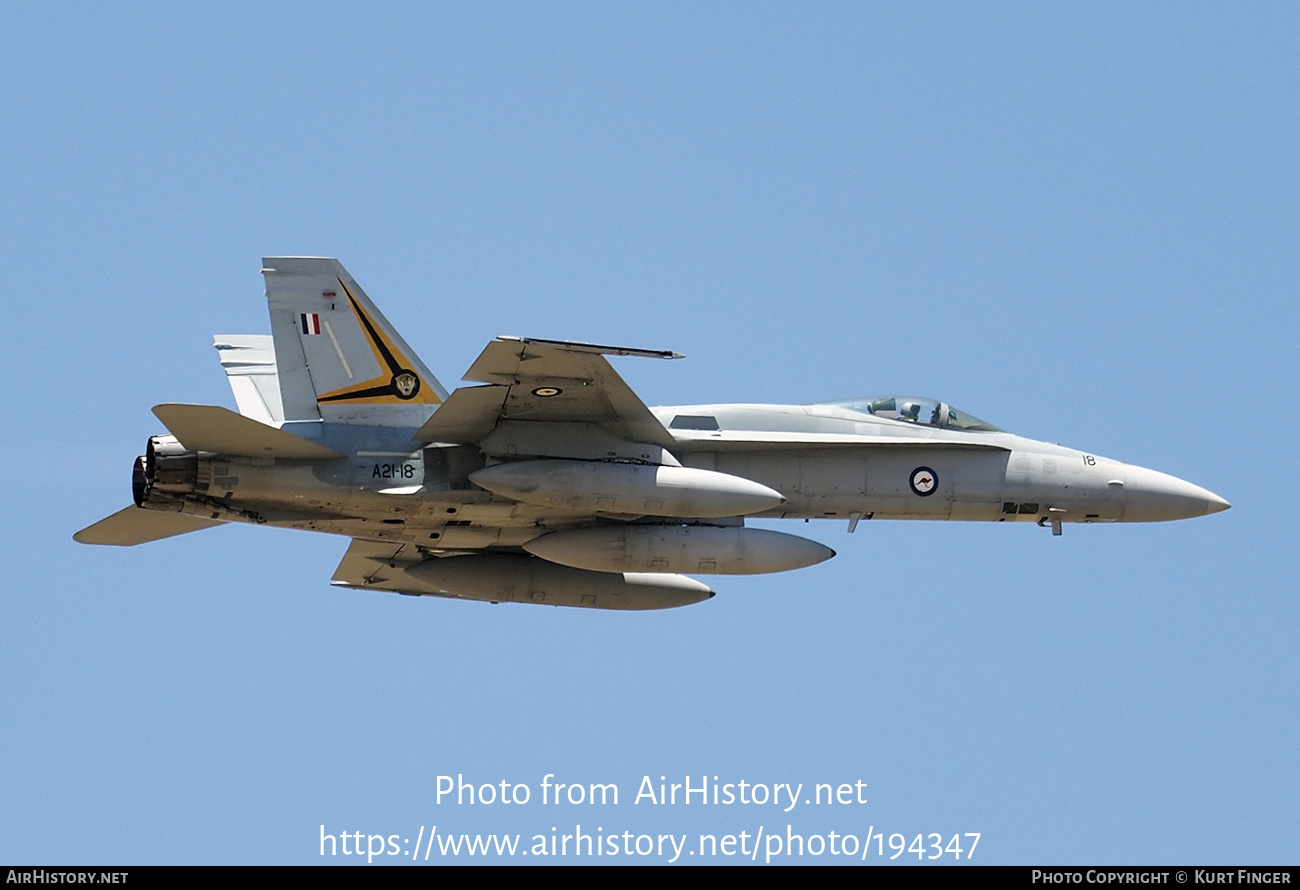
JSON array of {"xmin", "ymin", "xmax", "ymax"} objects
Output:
[
  {"xmin": 213, "ymin": 334, "xmax": 284, "ymax": 424},
  {"xmin": 261, "ymin": 258, "xmax": 447, "ymax": 427}
]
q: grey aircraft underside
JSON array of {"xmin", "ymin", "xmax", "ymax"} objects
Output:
[{"xmin": 75, "ymin": 258, "xmax": 1230, "ymax": 610}]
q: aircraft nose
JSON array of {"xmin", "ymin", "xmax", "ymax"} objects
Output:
[
  {"xmin": 1204, "ymin": 492, "xmax": 1231, "ymax": 515},
  {"xmin": 1121, "ymin": 464, "xmax": 1231, "ymax": 522}
]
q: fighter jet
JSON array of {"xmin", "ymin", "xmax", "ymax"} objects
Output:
[{"xmin": 75, "ymin": 258, "xmax": 1230, "ymax": 610}]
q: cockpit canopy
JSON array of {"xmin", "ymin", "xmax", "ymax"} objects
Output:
[{"xmin": 820, "ymin": 396, "xmax": 1002, "ymax": 432}]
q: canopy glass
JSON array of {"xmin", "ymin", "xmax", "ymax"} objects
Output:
[{"xmin": 820, "ymin": 396, "xmax": 1002, "ymax": 432}]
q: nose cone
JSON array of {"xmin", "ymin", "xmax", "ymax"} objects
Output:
[{"xmin": 1121, "ymin": 465, "xmax": 1231, "ymax": 522}]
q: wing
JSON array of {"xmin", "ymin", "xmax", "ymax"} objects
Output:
[
  {"xmin": 330, "ymin": 539, "xmax": 421, "ymax": 593},
  {"xmin": 414, "ymin": 337, "xmax": 681, "ymax": 453}
]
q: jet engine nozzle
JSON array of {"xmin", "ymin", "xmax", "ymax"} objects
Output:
[
  {"xmin": 133, "ymin": 434, "xmax": 203, "ymax": 509},
  {"xmin": 131, "ymin": 455, "xmax": 149, "ymax": 507}
]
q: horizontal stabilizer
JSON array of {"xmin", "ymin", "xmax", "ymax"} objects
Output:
[
  {"xmin": 152, "ymin": 404, "xmax": 344, "ymax": 460},
  {"xmin": 74, "ymin": 506, "xmax": 224, "ymax": 547}
]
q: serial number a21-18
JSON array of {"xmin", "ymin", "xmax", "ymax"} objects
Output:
[{"xmin": 372, "ymin": 463, "xmax": 418, "ymax": 479}]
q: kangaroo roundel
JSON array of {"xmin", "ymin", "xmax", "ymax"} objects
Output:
[{"xmin": 910, "ymin": 466, "xmax": 938, "ymax": 497}]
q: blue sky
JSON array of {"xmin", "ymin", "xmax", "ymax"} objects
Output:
[{"xmin": 2, "ymin": 3, "xmax": 1296, "ymax": 864}]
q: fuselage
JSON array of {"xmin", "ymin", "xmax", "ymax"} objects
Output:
[
  {"xmin": 78, "ymin": 258, "xmax": 1230, "ymax": 609},
  {"xmin": 653, "ymin": 403, "xmax": 1229, "ymax": 526},
  {"xmin": 137, "ymin": 399, "xmax": 1227, "ymax": 553}
]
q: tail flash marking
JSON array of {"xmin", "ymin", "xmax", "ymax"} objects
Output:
[
  {"xmin": 315, "ymin": 278, "xmax": 440, "ymax": 405},
  {"xmin": 322, "ymin": 319, "xmax": 354, "ymax": 379}
]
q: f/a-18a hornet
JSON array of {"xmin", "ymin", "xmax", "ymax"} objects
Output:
[{"xmin": 76, "ymin": 258, "xmax": 1230, "ymax": 610}]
